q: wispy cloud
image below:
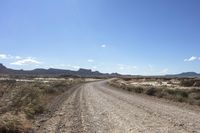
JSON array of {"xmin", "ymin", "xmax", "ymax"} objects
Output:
[
  {"xmin": 118, "ymin": 64, "xmax": 137, "ymax": 70},
  {"xmin": 101, "ymin": 44, "xmax": 106, "ymax": 48},
  {"xmin": 160, "ymin": 68, "xmax": 169, "ymax": 74},
  {"xmin": 0, "ymin": 53, "xmax": 41, "ymax": 66},
  {"xmin": 0, "ymin": 54, "xmax": 7, "ymax": 59},
  {"xmin": 0, "ymin": 54, "xmax": 22, "ymax": 60},
  {"xmin": 10, "ymin": 57, "xmax": 42, "ymax": 66},
  {"xmin": 15, "ymin": 56, "xmax": 22, "ymax": 59},
  {"xmin": 87, "ymin": 59, "xmax": 94, "ymax": 63},
  {"xmin": 66, "ymin": 64, "xmax": 80, "ymax": 70},
  {"xmin": 48, "ymin": 64, "xmax": 80, "ymax": 70},
  {"xmin": 92, "ymin": 66, "xmax": 98, "ymax": 70},
  {"xmin": 184, "ymin": 56, "xmax": 198, "ymax": 62}
]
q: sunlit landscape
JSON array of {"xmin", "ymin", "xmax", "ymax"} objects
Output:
[{"xmin": 0, "ymin": 0, "xmax": 200, "ymax": 132}]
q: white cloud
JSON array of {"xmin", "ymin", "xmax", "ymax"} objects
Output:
[
  {"xmin": 101, "ymin": 44, "xmax": 106, "ymax": 48},
  {"xmin": 92, "ymin": 66, "xmax": 98, "ymax": 70},
  {"xmin": 65, "ymin": 64, "xmax": 80, "ymax": 70},
  {"xmin": 0, "ymin": 54, "xmax": 22, "ymax": 60},
  {"xmin": 15, "ymin": 56, "xmax": 22, "ymax": 59},
  {"xmin": 0, "ymin": 53, "xmax": 43, "ymax": 67},
  {"xmin": 118, "ymin": 64, "xmax": 137, "ymax": 70},
  {"xmin": 0, "ymin": 54, "xmax": 7, "ymax": 59},
  {"xmin": 72, "ymin": 65, "xmax": 80, "ymax": 69},
  {"xmin": 160, "ymin": 68, "xmax": 169, "ymax": 74},
  {"xmin": 10, "ymin": 57, "xmax": 42, "ymax": 66},
  {"xmin": 58, "ymin": 64, "xmax": 66, "ymax": 67},
  {"xmin": 87, "ymin": 59, "xmax": 94, "ymax": 63},
  {"xmin": 51, "ymin": 64, "xmax": 67, "ymax": 69},
  {"xmin": 116, "ymin": 64, "xmax": 138, "ymax": 74},
  {"xmin": 184, "ymin": 56, "xmax": 198, "ymax": 62}
]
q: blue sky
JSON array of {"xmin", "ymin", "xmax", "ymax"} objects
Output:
[{"xmin": 0, "ymin": 0, "xmax": 200, "ymax": 75}]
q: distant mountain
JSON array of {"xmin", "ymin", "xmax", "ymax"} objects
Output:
[
  {"xmin": 0, "ymin": 63, "xmax": 121, "ymax": 78},
  {"xmin": 0, "ymin": 63, "xmax": 7, "ymax": 70},
  {"xmin": 166, "ymin": 72, "xmax": 200, "ymax": 78},
  {"xmin": 0, "ymin": 63, "xmax": 16, "ymax": 74},
  {"xmin": 1, "ymin": 63, "xmax": 199, "ymax": 78}
]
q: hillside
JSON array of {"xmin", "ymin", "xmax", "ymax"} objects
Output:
[{"xmin": 0, "ymin": 63, "xmax": 120, "ymax": 78}]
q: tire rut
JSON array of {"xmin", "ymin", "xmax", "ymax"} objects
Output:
[{"xmin": 36, "ymin": 86, "xmax": 85, "ymax": 133}]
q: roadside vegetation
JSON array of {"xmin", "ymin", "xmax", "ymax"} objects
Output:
[
  {"xmin": 109, "ymin": 78, "xmax": 200, "ymax": 106},
  {"xmin": 0, "ymin": 77, "xmax": 85, "ymax": 133}
]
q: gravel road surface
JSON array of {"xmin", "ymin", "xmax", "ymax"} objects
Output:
[{"xmin": 36, "ymin": 81, "xmax": 200, "ymax": 133}]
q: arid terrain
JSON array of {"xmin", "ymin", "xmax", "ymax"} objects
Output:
[
  {"xmin": 109, "ymin": 78, "xmax": 200, "ymax": 106},
  {"xmin": 1, "ymin": 77, "xmax": 200, "ymax": 133},
  {"xmin": 37, "ymin": 80, "xmax": 200, "ymax": 133},
  {"xmin": 1, "ymin": 0, "xmax": 200, "ymax": 132},
  {"xmin": 0, "ymin": 77, "xmax": 86, "ymax": 132}
]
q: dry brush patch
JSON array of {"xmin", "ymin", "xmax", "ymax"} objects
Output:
[
  {"xmin": 0, "ymin": 78, "xmax": 85, "ymax": 132},
  {"xmin": 109, "ymin": 78, "xmax": 200, "ymax": 106}
]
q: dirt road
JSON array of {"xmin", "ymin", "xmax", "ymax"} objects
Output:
[{"xmin": 36, "ymin": 81, "xmax": 200, "ymax": 133}]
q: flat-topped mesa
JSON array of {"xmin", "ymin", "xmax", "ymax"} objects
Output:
[
  {"xmin": 0, "ymin": 63, "xmax": 121, "ymax": 77},
  {"xmin": 78, "ymin": 68, "xmax": 92, "ymax": 73}
]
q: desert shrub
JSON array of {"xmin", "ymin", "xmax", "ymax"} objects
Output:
[
  {"xmin": 193, "ymin": 81, "xmax": 200, "ymax": 87},
  {"xmin": 175, "ymin": 95, "xmax": 185, "ymax": 102},
  {"xmin": 0, "ymin": 80, "xmax": 17, "ymax": 95},
  {"xmin": 0, "ymin": 91, "xmax": 3, "ymax": 97},
  {"xmin": 0, "ymin": 79, "xmax": 16, "ymax": 85},
  {"xmin": 165, "ymin": 89, "xmax": 176, "ymax": 95},
  {"xmin": 174, "ymin": 90, "xmax": 188, "ymax": 98},
  {"xmin": 50, "ymin": 81, "xmax": 73, "ymax": 93},
  {"xmin": 0, "ymin": 117, "xmax": 22, "ymax": 133},
  {"xmin": 157, "ymin": 89, "xmax": 168, "ymax": 98},
  {"xmin": 189, "ymin": 93, "xmax": 200, "ymax": 100},
  {"xmin": 24, "ymin": 104, "xmax": 44, "ymax": 119},
  {"xmin": 0, "ymin": 115, "xmax": 32, "ymax": 133},
  {"xmin": 127, "ymin": 86, "xmax": 132, "ymax": 92},
  {"xmin": 162, "ymin": 89, "xmax": 188, "ymax": 102},
  {"xmin": 167, "ymin": 80, "xmax": 173, "ymax": 84},
  {"xmin": 188, "ymin": 89, "xmax": 200, "ymax": 100},
  {"xmin": 196, "ymin": 100, "xmax": 200, "ymax": 106},
  {"xmin": 109, "ymin": 79, "xmax": 200, "ymax": 106},
  {"xmin": 10, "ymin": 86, "xmax": 44, "ymax": 119},
  {"xmin": 44, "ymin": 87, "xmax": 57, "ymax": 94},
  {"xmin": 152, "ymin": 88, "xmax": 163, "ymax": 97},
  {"xmin": 118, "ymin": 83, "xmax": 126, "ymax": 90},
  {"xmin": 122, "ymin": 78, "xmax": 132, "ymax": 81},
  {"xmin": 134, "ymin": 86, "xmax": 144, "ymax": 93},
  {"xmin": 180, "ymin": 79, "xmax": 195, "ymax": 87},
  {"xmin": 145, "ymin": 87, "xmax": 157, "ymax": 96},
  {"xmin": 165, "ymin": 89, "xmax": 188, "ymax": 97}
]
